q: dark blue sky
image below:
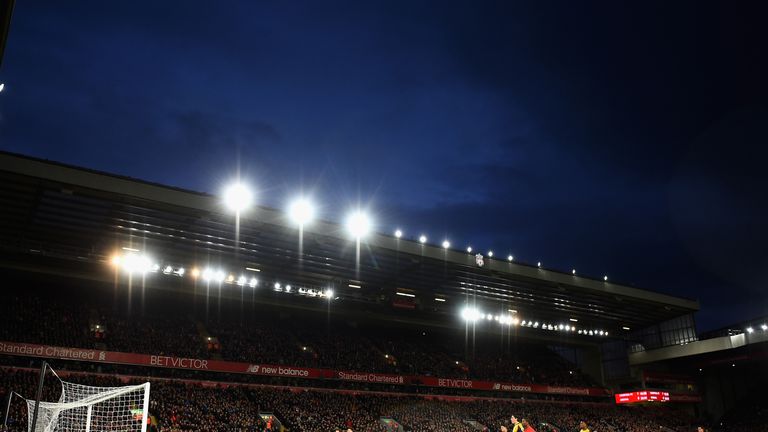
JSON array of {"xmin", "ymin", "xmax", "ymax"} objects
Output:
[{"xmin": 1, "ymin": 1, "xmax": 767, "ymax": 330}]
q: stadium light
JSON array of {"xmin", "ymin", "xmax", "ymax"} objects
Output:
[
  {"xmin": 394, "ymin": 229, "xmax": 402, "ymax": 238},
  {"xmin": 325, "ymin": 289, "xmax": 334, "ymax": 298},
  {"xmin": 747, "ymin": 327, "xmax": 754, "ymax": 333},
  {"xmin": 419, "ymin": 235, "xmax": 427, "ymax": 244},
  {"xmin": 163, "ymin": 265, "xmax": 173, "ymax": 275},
  {"xmin": 121, "ymin": 253, "xmax": 154, "ymax": 274},
  {"xmin": 442, "ymin": 240, "xmax": 450, "ymax": 249},
  {"xmin": 571, "ymin": 269, "xmax": 576, "ymax": 275},
  {"xmin": 345, "ymin": 211, "xmax": 371, "ymax": 239},
  {"xmin": 537, "ymin": 262, "xmax": 542, "ymax": 268},
  {"xmin": 175, "ymin": 267, "xmax": 185, "ymax": 277},
  {"xmin": 0, "ymin": 83, "xmax": 4, "ymax": 93},
  {"xmin": 622, "ymin": 326, "xmax": 631, "ymax": 330},
  {"xmin": 237, "ymin": 275, "xmax": 247, "ymax": 286},
  {"xmin": 487, "ymin": 251, "xmax": 493, "ymax": 257},
  {"xmin": 507, "ymin": 255, "xmax": 513, "ymax": 262},
  {"xmin": 762, "ymin": 324, "xmax": 768, "ymax": 331},
  {"xmin": 288, "ymin": 197, "xmax": 315, "ymax": 227},
  {"xmin": 249, "ymin": 278, "xmax": 258, "ymax": 288},
  {"xmin": 466, "ymin": 246, "xmax": 472, "ymax": 253},
  {"xmin": 223, "ymin": 182, "xmax": 253, "ymax": 213},
  {"xmin": 461, "ymin": 307, "xmax": 482, "ymax": 322},
  {"xmin": 191, "ymin": 268, "xmax": 200, "ymax": 278},
  {"xmin": 570, "ymin": 318, "xmax": 578, "ymax": 322},
  {"xmin": 215, "ymin": 270, "xmax": 226, "ymax": 283},
  {"xmin": 603, "ymin": 275, "xmax": 608, "ymax": 281}
]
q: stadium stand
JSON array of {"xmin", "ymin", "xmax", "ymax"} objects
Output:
[{"xmin": 1, "ymin": 368, "xmax": 700, "ymax": 432}]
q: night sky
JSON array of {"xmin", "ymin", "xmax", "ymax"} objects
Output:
[{"xmin": 1, "ymin": 1, "xmax": 767, "ymax": 331}]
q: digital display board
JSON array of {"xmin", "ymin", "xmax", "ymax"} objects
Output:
[{"xmin": 614, "ymin": 390, "xmax": 670, "ymax": 404}]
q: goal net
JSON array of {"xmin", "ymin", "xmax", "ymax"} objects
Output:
[{"xmin": 20, "ymin": 368, "xmax": 150, "ymax": 432}]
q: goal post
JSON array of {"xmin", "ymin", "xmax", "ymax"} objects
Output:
[{"xmin": 16, "ymin": 365, "xmax": 151, "ymax": 432}]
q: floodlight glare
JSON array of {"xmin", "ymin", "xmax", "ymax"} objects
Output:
[
  {"xmin": 325, "ymin": 289, "xmax": 334, "ymax": 298},
  {"xmin": 507, "ymin": 255, "xmax": 513, "ymax": 262},
  {"xmin": 466, "ymin": 246, "xmax": 473, "ymax": 253},
  {"xmin": 223, "ymin": 182, "xmax": 253, "ymax": 213},
  {"xmin": 603, "ymin": 275, "xmax": 608, "ymax": 281},
  {"xmin": 572, "ymin": 269, "xmax": 576, "ymax": 275},
  {"xmin": 461, "ymin": 307, "xmax": 482, "ymax": 322},
  {"xmin": 288, "ymin": 197, "xmax": 315, "ymax": 226},
  {"xmin": 747, "ymin": 327, "xmax": 754, "ymax": 333},
  {"xmin": 249, "ymin": 278, "xmax": 258, "ymax": 288},
  {"xmin": 487, "ymin": 251, "xmax": 493, "ymax": 257},
  {"xmin": 442, "ymin": 240, "xmax": 450, "ymax": 248},
  {"xmin": 346, "ymin": 211, "xmax": 371, "ymax": 239},
  {"xmin": 762, "ymin": 324, "xmax": 768, "ymax": 331},
  {"xmin": 215, "ymin": 270, "xmax": 226, "ymax": 283},
  {"xmin": 237, "ymin": 276, "xmax": 247, "ymax": 286},
  {"xmin": 394, "ymin": 229, "xmax": 402, "ymax": 238},
  {"xmin": 122, "ymin": 253, "xmax": 153, "ymax": 274},
  {"xmin": 419, "ymin": 235, "xmax": 427, "ymax": 244}
]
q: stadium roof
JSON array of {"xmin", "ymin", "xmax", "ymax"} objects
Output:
[{"xmin": 0, "ymin": 151, "xmax": 699, "ymax": 338}]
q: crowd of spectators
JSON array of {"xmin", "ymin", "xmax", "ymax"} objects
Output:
[
  {"xmin": 0, "ymin": 293, "xmax": 597, "ymax": 389},
  {"xmin": 1, "ymin": 367, "xmax": 702, "ymax": 432}
]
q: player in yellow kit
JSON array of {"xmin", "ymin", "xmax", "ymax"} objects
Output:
[
  {"xmin": 579, "ymin": 421, "xmax": 590, "ymax": 432},
  {"xmin": 500, "ymin": 415, "xmax": 525, "ymax": 432}
]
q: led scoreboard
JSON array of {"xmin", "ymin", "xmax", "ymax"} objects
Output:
[{"xmin": 614, "ymin": 390, "xmax": 670, "ymax": 404}]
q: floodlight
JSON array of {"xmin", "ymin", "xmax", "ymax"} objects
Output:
[
  {"xmin": 394, "ymin": 229, "xmax": 402, "ymax": 238},
  {"xmin": 249, "ymin": 278, "xmax": 258, "ymax": 288},
  {"xmin": 747, "ymin": 327, "xmax": 754, "ymax": 333},
  {"xmin": 559, "ymin": 324, "xmax": 565, "ymax": 330},
  {"xmin": 346, "ymin": 211, "xmax": 371, "ymax": 239},
  {"xmin": 466, "ymin": 246, "xmax": 473, "ymax": 253},
  {"xmin": 0, "ymin": 83, "xmax": 4, "ymax": 93},
  {"xmin": 487, "ymin": 251, "xmax": 493, "ymax": 257},
  {"xmin": 191, "ymin": 268, "xmax": 200, "ymax": 278},
  {"xmin": 223, "ymin": 182, "xmax": 253, "ymax": 213},
  {"xmin": 442, "ymin": 240, "xmax": 450, "ymax": 248},
  {"xmin": 461, "ymin": 307, "xmax": 482, "ymax": 322},
  {"xmin": 237, "ymin": 276, "xmax": 247, "ymax": 286},
  {"xmin": 202, "ymin": 268, "xmax": 213, "ymax": 281},
  {"xmin": 419, "ymin": 235, "xmax": 427, "ymax": 244},
  {"xmin": 215, "ymin": 270, "xmax": 226, "ymax": 283},
  {"xmin": 325, "ymin": 289, "xmax": 334, "ymax": 298},
  {"xmin": 507, "ymin": 255, "xmax": 513, "ymax": 262},
  {"xmin": 288, "ymin": 197, "xmax": 315, "ymax": 226},
  {"xmin": 537, "ymin": 262, "xmax": 542, "ymax": 268},
  {"xmin": 572, "ymin": 269, "xmax": 576, "ymax": 275},
  {"xmin": 603, "ymin": 275, "xmax": 608, "ymax": 281},
  {"xmin": 163, "ymin": 265, "xmax": 173, "ymax": 274},
  {"xmin": 122, "ymin": 253, "xmax": 153, "ymax": 274},
  {"xmin": 762, "ymin": 324, "xmax": 768, "ymax": 331},
  {"xmin": 176, "ymin": 267, "xmax": 185, "ymax": 276}
]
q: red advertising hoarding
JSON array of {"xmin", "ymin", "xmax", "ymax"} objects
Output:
[{"xmin": 0, "ymin": 341, "xmax": 611, "ymax": 396}]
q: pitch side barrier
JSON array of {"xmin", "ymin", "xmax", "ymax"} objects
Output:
[{"xmin": 0, "ymin": 340, "xmax": 609, "ymax": 397}]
